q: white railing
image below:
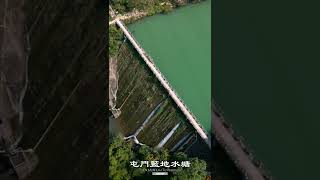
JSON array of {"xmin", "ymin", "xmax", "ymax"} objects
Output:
[{"xmin": 115, "ymin": 19, "xmax": 211, "ymax": 148}]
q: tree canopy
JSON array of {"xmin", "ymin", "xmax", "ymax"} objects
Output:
[
  {"xmin": 109, "ymin": 25, "xmax": 123, "ymax": 57},
  {"xmin": 109, "ymin": 135, "xmax": 208, "ymax": 180},
  {"xmin": 110, "ymin": 0, "xmax": 174, "ymax": 15},
  {"xmin": 110, "ymin": 0, "xmax": 207, "ymax": 14}
]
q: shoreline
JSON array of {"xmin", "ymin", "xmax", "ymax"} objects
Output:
[{"xmin": 109, "ymin": 0, "xmax": 209, "ymax": 25}]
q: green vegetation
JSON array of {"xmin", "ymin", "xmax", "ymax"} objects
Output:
[
  {"xmin": 170, "ymin": 152, "xmax": 208, "ymax": 180},
  {"xmin": 110, "ymin": 0, "xmax": 206, "ymax": 15},
  {"xmin": 109, "ymin": 135, "xmax": 208, "ymax": 180},
  {"xmin": 110, "ymin": 0, "xmax": 171, "ymax": 15},
  {"xmin": 109, "ymin": 0, "xmax": 208, "ymax": 56},
  {"xmin": 109, "ymin": 25, "xmax": 123, "ymax": 57}
]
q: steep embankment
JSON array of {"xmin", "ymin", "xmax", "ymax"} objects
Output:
[
  {"xmin": 19, "ymin": 0, "xmax": 107, "ymax": 179},
  {"xmin": 0, "ymin": 0, "xmax": 26, "ymax": 150},
  {"xmin": 113, "ymin": 42, "xmax": 195, "ymax": 150}
]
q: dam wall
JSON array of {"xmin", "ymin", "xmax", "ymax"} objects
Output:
[{"xmin": 113, "ymin": 41, "xmax": 196, "ymax": 150}]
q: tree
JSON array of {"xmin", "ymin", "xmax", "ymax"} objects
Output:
[
  {"xmin": 111, "ymin": 0, "xmax": 130, "ymax": 13},
  {"xmin": 127, "ymin": 0, "xmax": 150, "ymax": 11},
  {"xmin": 109, "ymin": 135, "xmax": 208, "ymax": 180},
  {"xmin": 161, "ymin": 3, "xmax": 173, "ymax": 14},
  {"xmin": 171, "ymin": 158, "xmax": 207, "ymax": 180},
  {"xmin": 109, "ymin": 135, "xmax": 134, "ymax": 180},
  {"xmin": 109, "ymin": 25, "xmax": 123, "ymax": 57},
  {"xmin": 137, "ymin": 145, "xmax": 169, "ymax": 161}
]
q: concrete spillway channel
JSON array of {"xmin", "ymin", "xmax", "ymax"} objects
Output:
[
  {"xmin": 124, "ymin": 101, "xmax": 164, "ymax": 145},
  {"xmin": 113, "ymin": 37, "xmax": 195, "ymax": 150},
  {"xmin": 155, "ymin": 122, "xmax": 181, "ymax": 150},
  {"xmin": 115, "ymin": 19, "xmax": 211, "ymax": 148}
]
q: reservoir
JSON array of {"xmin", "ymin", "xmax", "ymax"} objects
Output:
[
  {"xmin": 128, "ymin": 1, "xmax": 211, "ymax": 133},
  {"xmin": 214, "ymin": 1, "xmax": 320, "ymax": 179}
]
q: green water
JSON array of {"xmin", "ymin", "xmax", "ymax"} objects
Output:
[
  {"xmin": 128, "ymin": 1, "xmax": 211, "ymax": 133},
  {"xmin": 214, "ymin": 1, "xmax": 320, "ymax": 179}
]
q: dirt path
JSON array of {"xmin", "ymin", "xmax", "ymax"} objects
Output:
[
  {"xmin": 109, "ymin": 5, "xmax": 147, "ymax": 25},
  {"xmin": 109, "ymin": 10, "xmax": 147, "ymax": 25}
]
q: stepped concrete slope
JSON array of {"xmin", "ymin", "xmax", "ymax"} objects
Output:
[{"xmin": 115, "ymin": 19, "xmax": 211, "ymax": 148}]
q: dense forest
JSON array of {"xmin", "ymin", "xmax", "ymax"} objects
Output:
[
  {"xmin": 109, "ymin": 25, "xmax": 123, "ymax": 57},
  {"xmin": 109, "ymin": 136, "xmax": 208, "ymax": 180},
  {"xmin": 110, "ymin": 0, "xmax": 206, "ymax": 15}
]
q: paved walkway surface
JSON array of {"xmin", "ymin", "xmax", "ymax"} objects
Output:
[{"xmin": 109, "ymin": 4, "xmax": 147, "ymax": 25}]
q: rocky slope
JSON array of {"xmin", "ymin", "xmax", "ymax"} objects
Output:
[{"xmin": 18, "ymin": 0, "xmax": 107, "ymax": 179}]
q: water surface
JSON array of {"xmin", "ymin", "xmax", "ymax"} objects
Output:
[
  {"xmin": 129, "ymin": 1, "xmax": 211, "ymax": 133},
  {"xmin": 214, "ymin": 1, "xmax": 320, "ymax": 179}
]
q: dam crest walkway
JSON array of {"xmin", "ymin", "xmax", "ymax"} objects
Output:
[{"xmin": 115, "ymin": 19, "xmax": 211, "ymax": 148}]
